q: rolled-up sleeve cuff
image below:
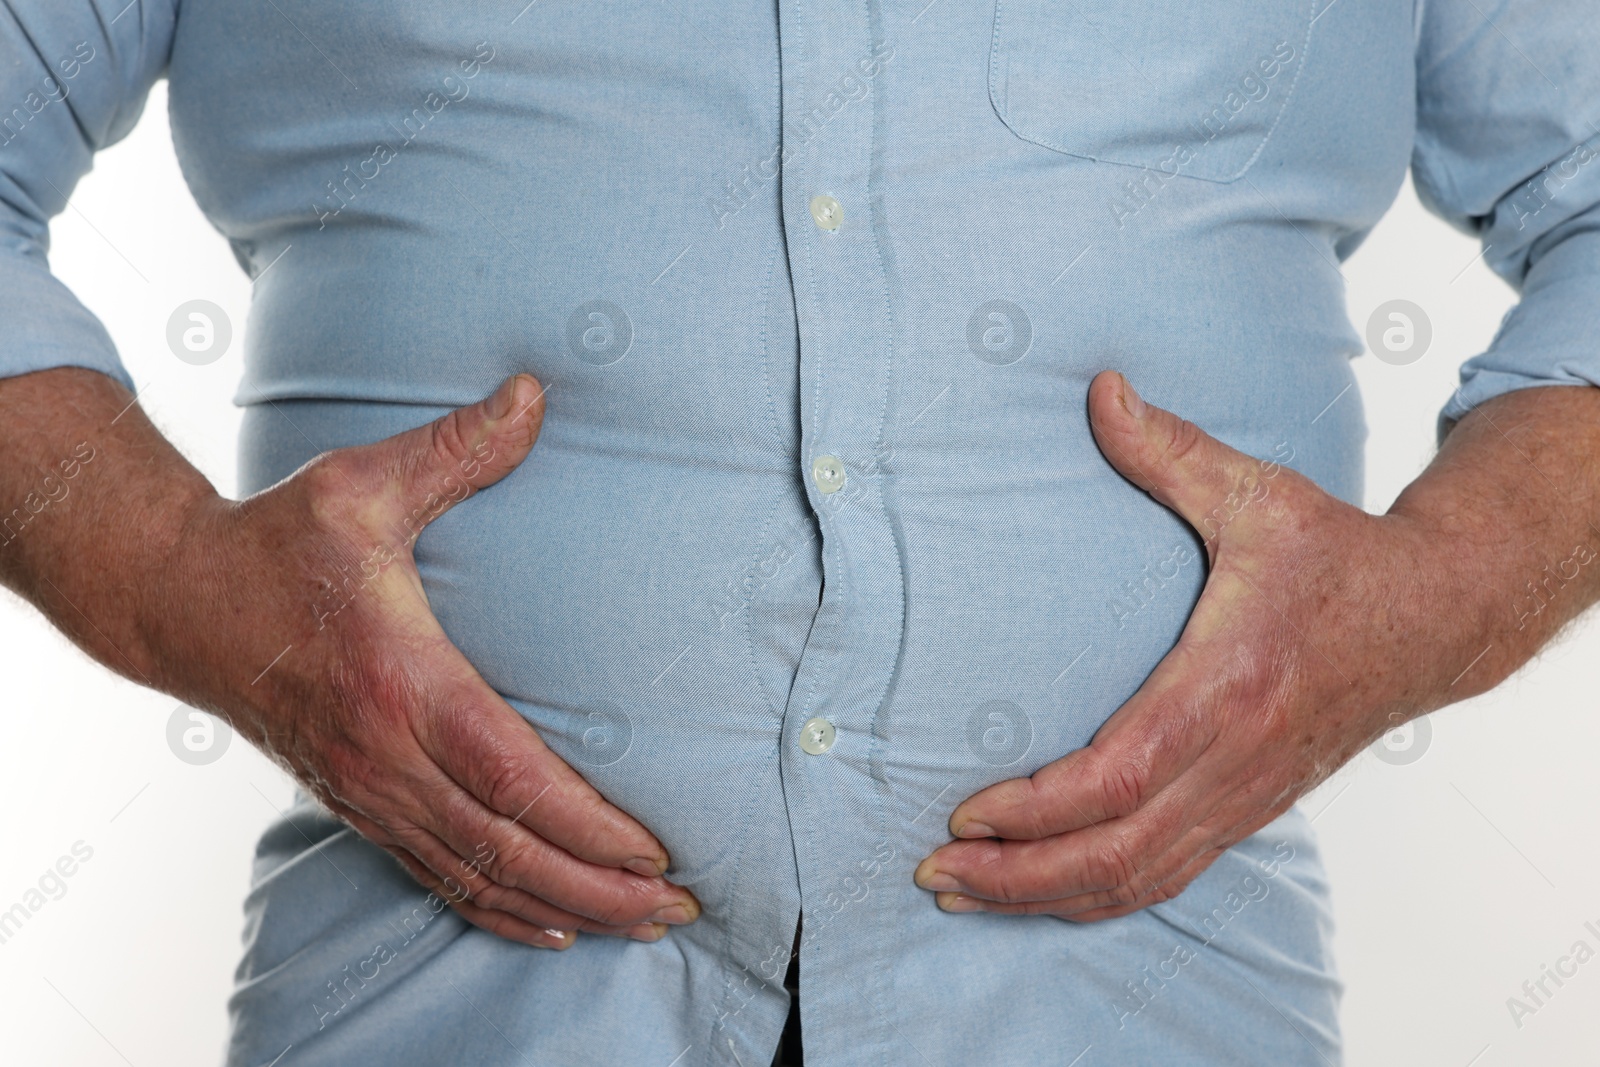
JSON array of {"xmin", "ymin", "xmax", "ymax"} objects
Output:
[
  {"xmin": 0, "ymin": 251, "xmax": 135, "ymax": 394},
  {"xmin": 1437, "ymin": 231, "xmax": 1600, "ymax": 442}
]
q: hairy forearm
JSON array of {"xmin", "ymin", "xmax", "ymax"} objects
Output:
[
  {"xmin": 1390, "ymin": 383, "xmax": 1600, "ymax": 701},
  {"xmin": 0, "ymin": 366, "xmax": 216, "ymax": 681},
  {"xmin": 6, "ymin": 367, "xmax": 1596, "ymax": 716},
  {"xmin": 1, "ymin": 367, "xmax": 692, "ymax": 942}
]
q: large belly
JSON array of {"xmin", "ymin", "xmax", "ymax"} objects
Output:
[{"xmin": 238, "ymin": 310, "xmax": 1363, "ymax": 905}]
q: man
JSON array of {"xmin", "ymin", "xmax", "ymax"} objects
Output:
[{"xmin": 3, "ymin": 1, "xmax": 1598, "ymax": 1064}]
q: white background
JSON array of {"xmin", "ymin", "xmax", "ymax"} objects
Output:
[{"xmin": 2, "ymin": 82, "xmax": 1597, "ymax": 1065}]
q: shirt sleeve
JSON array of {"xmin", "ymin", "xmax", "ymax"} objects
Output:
[
  {"xmin": 0, "ymin": 0, "xmax": 178, "ymax": 393},
  {"xmin": 1412, "ymin": 0, "xmax": 1600, "ymax": 440}
]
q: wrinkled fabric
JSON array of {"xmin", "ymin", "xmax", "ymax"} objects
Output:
[{"xmin": 5, "ymin": 1, "xmax": 1600, "ymax": 1064}]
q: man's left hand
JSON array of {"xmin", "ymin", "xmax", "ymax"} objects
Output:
[{"xmin": 914, "ymin": 369, "xmax": 1494, "ymax": 922}]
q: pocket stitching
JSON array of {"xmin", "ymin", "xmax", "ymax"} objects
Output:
[{"xmin": 987, "ymin": 0, "xmax": 1319, "ymax": 185}]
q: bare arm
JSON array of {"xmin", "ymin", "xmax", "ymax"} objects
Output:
[
  {"xmin": 0, "ymin": 366, "xmax": 701, "ymax": 946},
  {"xmin": 916, "ymin": 373, "xmax": 1600, "ymax": 920}
]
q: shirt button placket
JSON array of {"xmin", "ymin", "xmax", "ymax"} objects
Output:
[{"xmin": 775, "ymin": 1, "xmax": 907, "ymax": 1062}]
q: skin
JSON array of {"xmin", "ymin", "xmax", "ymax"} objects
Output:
[
  {"xmin": 6, "ymin": 363, "xmax": 1597, "ymax": 941},
  {"xmin": 915, "ymin": 369, "xmax": 1600, "ymax": 921},
  {"xmin": 0, "ymin": 367, "xmax": 700, "ymax": 950}
]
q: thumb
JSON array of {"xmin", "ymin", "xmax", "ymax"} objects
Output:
[
  {"xmin": 1087, "ymin": 370, "xmax": 1267, "ymax": 547},
  {"xmin": 365, "ymin": 373, "xmax": 546, "ymax": 545}
]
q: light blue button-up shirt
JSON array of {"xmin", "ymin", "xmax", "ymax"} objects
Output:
[{"xmin": 6, "ymin": 2, "xmax": 1600, "ymax": 1064}]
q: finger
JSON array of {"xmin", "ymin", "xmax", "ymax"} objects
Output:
[
  {"xmin": 323, "ymin": 797, "xmax": 573, "ymax": 946},
  {"xmin": 1086, "ymin": 369, "xmax": 1278, "ymax": 554},
  {"xmin": 324, "ymin": 787, "xmax": 669, "ymax": 942},
  {"xmin": 397, "ymin": 764, "xmax": 699, "ymax": 931},
  {"xmin": 1057, "ymin": 845, "xmax": 1225, "ymax": 923},
  {"xmin": 935, "ymin": 760, "xmax": 1302, "ymax": 919},
  {"xmin": 414, "ymin": 679, "xmax": 674, "ymax": 876},
  {"xmin": 378, "ymin": 837, "xmax": 664, "ymax": 948},
  {"xmin": 948, "ymin": 641, "xmax": 1218, "ymax": 840},
  {"xmin": 1049, "ymin": 771, "xmax": 1299, "ymax": 921},
  {"xmin": 917, "ymin": 815, "xmax": 1161, "ymax": 906},
  {"xmin": 352, "ymin": 372, "xmax": 546, "ymax": 546},
  {"xmin": 373, "ymin": 837, "xmax": 576, "ymax": 949},
  {"xmin": 374, "ymin": 806, "xmax": 681, "ymax": 940},
  {"xmin": 946, "ymin": 375, "xmax": 1287, "ymax": 842},
  {"xmin": 390, "ymin": 825, "xmax": 672, "ymax": 940},
  {"xmin": 1039, "ymin": 776, "xmax": 1291, "ymax": 917},
  {"xmin": 925, "ymin": 743, "xmax": 1246, "ymax": 905},
  {"xmin": 450, "ymin": 897, "xmax": 597, "ymax": 949},
  {"xmin": 946, "ymin": 829, "xmax": 1224, "ymax": 919},
  {"xmin": 933, "ymin": 854, "xmax": 1222, "ymax": 920}
]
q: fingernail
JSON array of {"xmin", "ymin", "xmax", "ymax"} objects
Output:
[
  {"xmin": 651, "ymin": 901, "xmax": 697, "ymax": 925},
  {"xmin": 625, "ymin": 856, "xmax": 667, "ymax": 877},
  {"xmin": 954, "ymin": 821, "xmax": 995, "ymax": 839},
  {"xmin": 917, "ymin": 870, "xmax": 962, "ymax": 892},
  {"xmin": 487, "ymin": 374, "xmax": 519, "ymax": 420},
  {"xmin": 626, "ymin": 922, "xmax": 668, "ymax": 942},
  {"xmin": 1118, "ymin": 373, "xmax": 1146, "ymax": 418},
  {"xmin": 941, "ymin": 894, "xmax": 983, "ymax": 913},
  {"xmin": 540, "ymin": 928, "xmax": 572, "ymax": 949}
]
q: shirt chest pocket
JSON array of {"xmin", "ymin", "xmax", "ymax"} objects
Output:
[{"xmin": 987, "ymin": 0, "xmax": 1315, "ymax": 183}]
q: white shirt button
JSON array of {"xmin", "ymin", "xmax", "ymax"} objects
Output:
[
  {"xmin": 809, "ymin": 194, "xmax": 843, "ymax": 231},
  {"xmin": 811, "ymin": 454, "xmax": 845, "ymax": 495},
  {"xmin": 799, "ymin": 717, "xmax": 836, "ymax": 755}
]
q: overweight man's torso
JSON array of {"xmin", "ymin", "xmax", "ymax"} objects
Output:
[{"xmin": 178, "ymin": 1, "xmax": 1425, "ymax": 1062}]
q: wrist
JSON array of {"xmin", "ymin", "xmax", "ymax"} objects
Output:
[
  {"xmin": 1382, "ymin": 469, "xmax": 1593, "ymax": 709},
  {"xmin": 1381, "ymin": 506, "xmax": 1513, "ymax": 705},
  {"xmin": 126, "ymin": 480, "xmax": 232, "ymax": 689}
]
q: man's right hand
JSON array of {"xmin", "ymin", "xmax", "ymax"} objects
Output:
[{"xmin": 0, "ymin": 368, "xmax": 698, "ymax": 950}]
